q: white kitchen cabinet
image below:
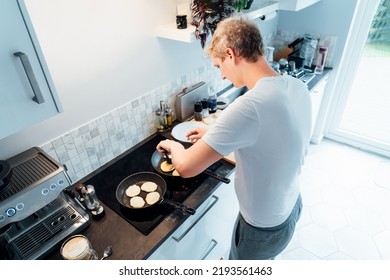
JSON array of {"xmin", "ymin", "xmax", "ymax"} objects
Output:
[
  {"xmin": 278, "ymin": 0, "xmax": 321, "ymax": 11},
  {"xmin": 0, "ymin": 0, "xmax": 62, "ymax": 140},
  {"xmin": 310, "ymin": 77, "xmax": 328, "ymax": 143},
  {"xmin": 148, "ymin": 172, "xmax": 239, "ymax": 260}
]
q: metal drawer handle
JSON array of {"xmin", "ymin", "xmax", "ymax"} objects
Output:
[
  {"xmin": 201, "ymin": 239, "xmax": 218, "ymax": 260},
  {"xmin": 172, "ymin": 195, "xmax": 219, "ymax": 242},
  {"xmin": 14, "ymin": 52, "xmax": 45, "ymax": 104}
]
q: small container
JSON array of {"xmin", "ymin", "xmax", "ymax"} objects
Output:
[
  {"xmin": 176, "ymin": 15, "xmax": 187, "ymax": 29},
  {"xmin": 155, "ymin": 109, "xmax": 166, "ymax": 132},
  {"xmin": 314, "ymin": 46, "xmax": 328, "ymax": 75},
  {"xmin": 60, "ymin": 234, "xmax": 98, "ymax": 260},
  {"xmin": 208, "ymin": 87, "xmax": 217, "ymax": 114},
  {"xmin": 165, "ymin": 106, "xmax": 173, "ymax": 127},
  {"xmin": 82, "ymin": 184, "xmax": 104, "ymax": 216},
  {"xmin": 194, "ymin": 102, "xmax": 203, "ymax": 121},
  {"xmin": 201, "ymin": 99, "xmax": 209, "ymax": 118}
]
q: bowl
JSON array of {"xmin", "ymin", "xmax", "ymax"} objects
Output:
[{"xmin": 217, "ymin": 96, "xmax": 230, "ymax": 109}]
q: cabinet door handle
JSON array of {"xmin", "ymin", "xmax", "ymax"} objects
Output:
[
  {"xmin": 172, "ymin": 195, "xmax": 219, "ymax": 242},
  {"xmin": 14, "ymin": 52, "xmax": 45, "ymax": 104},
  {"xmin": 200, "ymin": 239, "xmax": 218, "ymax": 260}
]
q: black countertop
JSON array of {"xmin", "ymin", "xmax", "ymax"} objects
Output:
[
  {"xmin": 306, "ymin": 67, "xmax": 332, "ymax": 92},
  {"xmin": 42, "ymin": 67, "xmax": 332, "ymax": 260},
  {"xmin": 43, "ymin": 133, "xmax": 234, "ymax": 260}
]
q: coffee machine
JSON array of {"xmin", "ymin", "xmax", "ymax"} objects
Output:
[{"xmin": 0, "ymin": 147, "xmax": 90, "ymax": 260}]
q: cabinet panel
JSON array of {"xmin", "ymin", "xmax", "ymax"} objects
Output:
[
  {"xmin": 148, "ymin": 172, "xmax": 238, "ymax": 260},
  {"xmin": 0, "ymin": 1, "xmax": 61, "ymax": 140},
  {"xmin": 310, "ymin": 78, "xmax": 328, "ymax": 142},
  {"xmin": 279, "ymin": 0, "xmax": 321, "ymax": 11}
]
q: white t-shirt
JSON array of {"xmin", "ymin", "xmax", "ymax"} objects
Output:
[{"xmin": 202, "ymin": 75, "xmax": 311, "ymax": 227}]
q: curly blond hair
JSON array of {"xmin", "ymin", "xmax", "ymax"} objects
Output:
[{"xmin": 205, "ymin": 16, "xmax": 265, "ymax": 62}]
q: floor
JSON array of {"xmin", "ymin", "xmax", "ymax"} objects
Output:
[{"xmin": 277, "ymin": 138, "xmax": 390, "ymax": 260}]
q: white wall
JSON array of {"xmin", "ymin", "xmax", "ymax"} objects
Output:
[{"xmin": 0, "ymin": 0, "xmax": 206, "ymax": 158}]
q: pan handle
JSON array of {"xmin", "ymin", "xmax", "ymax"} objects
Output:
[
  {"xmin": 203, "ymin": 170, "xmax": 230, "ymax": 184},
  {"xmin": 164, "ymin": 199, "xmax": 196, "ymax": 215}
]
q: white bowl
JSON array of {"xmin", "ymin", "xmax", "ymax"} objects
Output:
[{"xmin": 217, "ymin": 96, "xmax": 230, "ymax": 109}]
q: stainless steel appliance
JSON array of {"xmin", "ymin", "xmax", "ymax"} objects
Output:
[{"xmin": 0, "ymin": 147, "xmax": 90, "ymax": 260}]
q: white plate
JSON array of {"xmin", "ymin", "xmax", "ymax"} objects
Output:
[{"xmin": 171, "ymin": 122, "xmax": 209, "ymax": 143}]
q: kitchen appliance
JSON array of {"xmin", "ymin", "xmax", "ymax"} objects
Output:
[
  {"xmin": 84, "ymin": 133, "xmax": 235, "ymax": 236},
  {"xmin": 175, "ymin": 81, "xmax": 208, "ymax": 122},
  {"xmin": 0, "ymin": 147, "xmax": 90, "ymax": 260}
]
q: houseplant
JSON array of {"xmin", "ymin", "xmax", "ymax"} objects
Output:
[{"xmin": 191, "ymin": 0, "xmax": 249, "ymax": 48}]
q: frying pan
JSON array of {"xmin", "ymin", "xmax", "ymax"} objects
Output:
[
  {"xmin": 115, "ymin": 172, "xmax": 195, "ymax": 215},
  {"xmin": 151, "ymin": 148, "xmax": 231, "ymax": 184}
]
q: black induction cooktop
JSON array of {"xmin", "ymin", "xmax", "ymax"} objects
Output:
[{"xmin": 84, "ymin": 134, "xmax": 231, "ymax": 235}]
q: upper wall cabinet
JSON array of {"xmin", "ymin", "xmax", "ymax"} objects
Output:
[
  {"xmin": 278, "ymin": 0, "xmax": 321, "ymax": 11},
  {"xmin": 0, "ymin": 0, "xmax": 62, "ymax": 140}
]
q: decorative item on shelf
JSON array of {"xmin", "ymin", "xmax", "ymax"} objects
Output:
[
  {"xmin": 191, "ymin": 0, "xmax": 249, "ymax": 48},
  {"xmin": 244, "ymin": 0, "xmax": 254, "ymax": 9}
]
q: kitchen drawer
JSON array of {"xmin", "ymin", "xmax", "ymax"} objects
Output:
[{"xmin": 148, "ymin": 172, "xmax": 238, "ymax": 260}]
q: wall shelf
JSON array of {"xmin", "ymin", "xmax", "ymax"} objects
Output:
[{"xmin": 155, "ymin": 1, "xmax": 279, "ymax": 43}]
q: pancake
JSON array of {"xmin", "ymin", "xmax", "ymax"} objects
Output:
[
  {"xmin": 130, "ymin": 196, "xmax": 145, "ymax": 208},
  {"xmin": 160, "ymin": 161, "xmax": 175, "ymax": 172},
  {"xmin": 141, "ymin": 181, "xmax": 158, "ymax": 192},
  {"xmin": 125, "ymin": 184, "xmax": 141, "ymax": 197},
  {"xmin": 145, "ymin": 191, "xmax": 161, "ymax": 205},
  {"xmin": 172, "ymin": 169, "xmax": 180, "ymax": 177}
]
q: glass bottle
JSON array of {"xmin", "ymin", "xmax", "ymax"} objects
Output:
[
  {"xmin": 155, "ymin": 109, "xmax": 166, "ymax": 132},
  {"xmin": 208, "ymin": 86, "xmax": 217, "ymax": 114},
  {"xmin": 165, "ymin": 105, "xmax": 173, "ymax": 127},
  {"xmin": 314, "ymin": 46, "xmax": 328, "ymax": 75}
]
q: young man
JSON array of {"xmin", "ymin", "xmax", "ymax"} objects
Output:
[{"xmin": 156, "ymin": 16, "xmax": 311, "ymax": 259}]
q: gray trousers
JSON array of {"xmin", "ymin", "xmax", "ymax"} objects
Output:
[{"xmin": 229, "ymin": 195, "xmax": 302, "ymax": 260}]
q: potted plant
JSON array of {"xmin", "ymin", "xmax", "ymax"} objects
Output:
[{"xmin": 191, "ymin": 0, "xmax": 249, "ymax": 48}]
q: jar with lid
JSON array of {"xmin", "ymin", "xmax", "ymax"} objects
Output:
[
  {"xmin": 155, "ymin": 109, "xmax": 166, "ymax": 132},
  {"xmin": 201, "ymin": 98, "xmax": 209, "ymax": 118},
  {"xmin": 194, "ymin": 102, "xmax": 203, "ymax": 121}
]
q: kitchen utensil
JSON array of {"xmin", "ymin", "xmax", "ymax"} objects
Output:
[
  {"xmin": 115, "ymin": 172, "xmax": 195, "ymax": 215},
  {"xmin": 171, "ymin": 121, "xmax": 208, "ymax": 143},
  {"xmin": 164, "ymin": 150, "xmax": 172, "ymax": 164},
  {"xmin": 101, "ymin": 246, "xmax": 113, "ymax": 260},
  {"xmin": 175, "ymin": 82, "xmax": 208, "ymax": 121},
  {"xmin": 151, "ymin": 146, "xmax": 231, "ymax": 184},
  {"xmin": 273, "ymin": 37, "xmax": 303, "ymax": 61}
]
